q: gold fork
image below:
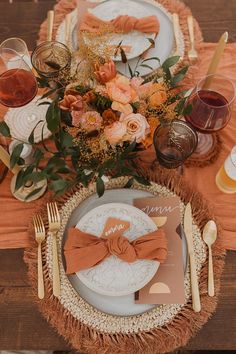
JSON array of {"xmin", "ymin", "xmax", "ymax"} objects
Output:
[
  {"xmin": 47, "ymin": 202, "xmax": 61, "ymax": 297},
  {"xmin": 187, "ymin": 15, "xmax": 198, "ymax": 61},
  {"xmin": 33, "ymin": 214, "xmax": 45, "ymax": 299}
]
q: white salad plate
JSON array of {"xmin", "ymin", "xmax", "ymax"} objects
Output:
[
  {"xmin": 62, "ymin": 189, "xmax": 187, "ymax": 316},
  {"xmin": 75, "ymin": 202, "xmax": 159, "ymax": 296},
  {"xmin": 56, "ymin": 0, "xmax": 185, "ymax": 77}
]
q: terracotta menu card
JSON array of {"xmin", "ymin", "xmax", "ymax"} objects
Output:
[{"xmin": 133, "ymin": 196, "xmax": 185, "ymax": 304}]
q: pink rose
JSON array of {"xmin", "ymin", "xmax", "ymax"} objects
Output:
[
  {"xmin": 80, "ymin": 111, "xmax": 103, "ymax": 132},
  {"xmin": 94, "ymin": 60, "xmax": 117, "ymax": 84},
  {"xmin": 104, "ymin": 121, "xmax": 127, "ymax": 146},
  {"xmin": 120, "ymin": 113, "xmax": 150, "ymax": 143}
]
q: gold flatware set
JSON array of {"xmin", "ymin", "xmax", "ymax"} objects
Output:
[
  {"xmin": 184, "ymin": 203, "xmax": 218, "ymax": 312},
  {"xmin": 33, "ymin": 202, "xmax": 61, "ymax": 299}
]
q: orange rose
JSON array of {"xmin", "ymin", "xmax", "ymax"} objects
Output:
[
  {"xmin": 149, "ymin": 90, "xmax": 167, "ymax": 108},
  {"xmin": 94, "ymin": 60, "xmax": 117, "ymax": 84}
]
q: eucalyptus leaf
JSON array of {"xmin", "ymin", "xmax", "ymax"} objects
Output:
[
  {"xmin": 49, "ymin": 179, "xmax": 70, "ymax": 194},
  {"xmin": 170, "ymin": 66, "xmax": 188, "ymax": 87},
  {"xmin": 28, "ymin": 120, "xmax": 43, "ymax": 144},
  {"xmin": 23, "ymin": 171, "xmax": 46, "ymax": 183},
  {"xmin": 96, "ymin": 177, "xmax": 105, "ymax": 197},
  {"xmin": 15, "ymin": 169, "xmax": 25, "ymax": 191},
  {"xmin": 162, "ymin": 56, "xmax": 180, "ymax": 69},
  {"xmin": 139, "ymin": 64, "xmax": 153, "ymax": 71},
  {"xmin": 10, "ymin": 143, "xmax": 24, "ymax": 169},
  {"xmin": 60, "ymin": 130, "xmax": 74, "ymax": 148},
  {"xmin": 25, "ymin": 187, "xmax": 44, "ymax": 201},
  {"xmin": 141, "ymin": 57, "xmax": 160, "ymax": 64},
  {"xmin": 182, "ymin": 104, "xmax": 192, "ymax": 116},
  {"xmin": 0, "ymin": 121, "xmax": 11, "ymax": 137},
  {"xmin": 46, "ymin": 100, "xmax": 60, "ymax": 132}
]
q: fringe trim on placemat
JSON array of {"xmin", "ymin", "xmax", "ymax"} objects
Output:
[{"xmin": 24, "ymin": 170, "xmax": 225, "ymax": 354}]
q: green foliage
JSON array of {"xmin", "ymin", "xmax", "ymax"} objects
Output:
[
  {"xmin": 10, "ymin": 143, "xmax": 24, "ymax": 169},
  {"xmin": 0, "ymin": 121, "xmax": 11, "ymax": 137},
  {"xmin": 46, "ymin": 99, "xmax": 61, "ymax": 132}
]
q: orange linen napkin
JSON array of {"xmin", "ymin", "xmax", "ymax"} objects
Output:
[
  {"xmin": 64, "ymin": 217, "xmax": 167, "ymax": 274},
  {"xmin": 79, "ymin": 13, "xmax": 160, "ymax": 34}
]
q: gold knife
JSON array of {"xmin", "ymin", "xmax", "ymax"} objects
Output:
[{"xmin": 184, "ymin": 203, "xmax": 201, "ymax": 312}]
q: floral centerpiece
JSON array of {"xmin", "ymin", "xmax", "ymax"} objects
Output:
[{"xmin": 0, "ymin": 48, "xmax": 190, "ymax": 198}]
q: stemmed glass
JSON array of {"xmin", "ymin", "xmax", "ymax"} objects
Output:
[
  {"xmin": 185, "ymin": 74, "xmax": 235, "ymax": 153},
  {"xmin": 0, "ymin": 48, "xmax": 38, "ymax": 108},
  {"xmin": 0, "ymin": 37, "xmax": 32, "ymax": 68}
]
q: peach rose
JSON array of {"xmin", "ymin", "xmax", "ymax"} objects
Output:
[
  {"xmin": 106, "ymin": 75, "xmax": 139, "ymax": 114},
  {"xmin": 120, "ymin": 113, "xmax": 150, "ymax": 143},
  {"xmin": 104, "ymin": 121, "xmax": 127, "ymax": 146},
  {"xmin": 94, "ymin": 60, "xmax": 117, "ymax": 84},
  {"xmin": 80, "ymin": 111, "xmax": 103, "ymax": 132},
  {"xmin": 59, "ymin": 94, "xmax": 83, "ymax": 111}
]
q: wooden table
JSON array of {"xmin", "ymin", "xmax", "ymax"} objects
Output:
[{"xmin": 0, "ymin": 0, "xmax": 236, "ymax": 351}]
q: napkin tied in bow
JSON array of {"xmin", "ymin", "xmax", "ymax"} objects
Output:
[
  {"xmin": 64, "ymin": 217, "xmax": 167, "ymax": 274},
  {"xmin": 79, "ymin": 13, "xmax": 160, "ymax": 34}
]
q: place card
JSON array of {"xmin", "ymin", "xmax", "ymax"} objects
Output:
[{"xmin": 134, "ymin": 196, "xmax": 185, "ymax": 304}]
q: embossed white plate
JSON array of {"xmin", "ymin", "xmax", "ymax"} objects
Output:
[{"xmin": 75, "ymin": 202, "xmax": 159, "ymax": 296}]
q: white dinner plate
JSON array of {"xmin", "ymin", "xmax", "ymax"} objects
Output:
[
  {"xmin": 56, "ymin": 0, "xmax": 185, "ymax": 77},
  {"xmin": 82, "ymin": 0, "xmax": 157, "ymax": 61},
  {"xmin": 75, "ymin": 202, "xmax": 159, "ymax": 296},
  {"xmin": 62, "ymin": 189, "xmax": 187, "ymax": 316}
]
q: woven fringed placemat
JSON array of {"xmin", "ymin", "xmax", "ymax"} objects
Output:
[{"xmin": 24, "ymin": 169, "xmax": 225, "ymax": 354}]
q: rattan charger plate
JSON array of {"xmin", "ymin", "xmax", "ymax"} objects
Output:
[{"xmin": 24, "ymin": 173, "xmax": 225, "ymax": 353}]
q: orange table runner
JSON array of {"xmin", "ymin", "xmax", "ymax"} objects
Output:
[{"xmin": 0, "ymin": 42, "xmax": 236, "ymax": 250}]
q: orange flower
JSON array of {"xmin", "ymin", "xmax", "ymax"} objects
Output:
[
  {"xmin": 148, "ymin": 83, "xmax": 167, "ymax": 108},
  {"xmin": 102, "ymin": 109, "xmax": 118, "ymax": 125},
  {"xmin": 59, "ymin": 94, "xmax": 84, "ymax": 111},
  {"xmin": 94, "ymin": 60, "xmax": 117, "ymax": 84}
]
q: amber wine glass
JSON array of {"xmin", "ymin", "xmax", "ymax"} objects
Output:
[{"xmin": 0, "ymin": 48, "xmax": 37, "ymax": 108}]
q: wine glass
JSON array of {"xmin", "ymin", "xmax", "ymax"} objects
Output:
[
  {"xmin": 0, "ymin": 37, "xmax": 32, "ymax": 68},
  {"xmin": 185, "ymin": 74, "xmax": 235, "ymax": 154},
  {"xmin": 0, "ymin": 48, "xmax": 37, "ymax": 108},
  {"xmin": 153, "ymin": 120, "xmax": 198, "ymax": 169}
]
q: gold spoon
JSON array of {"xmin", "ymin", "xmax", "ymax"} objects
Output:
[{"xmin": 203, "ymin": 220, "xmax": 217, "ymax": 297}]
